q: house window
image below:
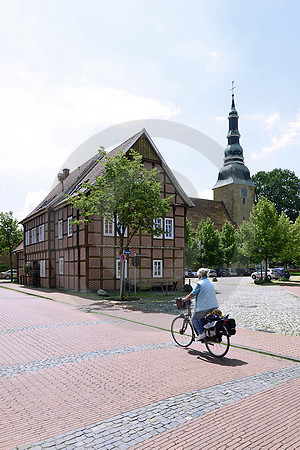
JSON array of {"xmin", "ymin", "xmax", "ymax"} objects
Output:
[
  {"xmin": 40, "ymin": 260, "xmax": 46, "ymax": 278},
  {"xmin": 67, "ymin": 216, "xmax": 73, "ymax": 237},
  {"xmin": 116, "ymin": 259, "xmax": 128, "ymax": 279},
  {"xmin": 58, "ymin": 220, "xmax": 63, "ymax": 239},
  {"xmin": 39, "ymin": 224, "xmax": 45, "ymax": 242},
  {"xmin": 116, "ymin": 215, "xmax": 127, "ymax": 237},
  {"xmin": 59, "ymin": 257, "xmax": 64, "ymax": 275},
  {"xmin": 103, "ymin": 217, "xmax": 114, "ymax": 236},
  {"xmin": 164, "ymin": 218, "xmax": 174, "ymax": 239},
  {"xmin": 153, "ymin": 260, "xmax": 163, "ymax": 277},
  {"xmin": 153, "ymin": 218, "xmax": 163, "ymax": 238},
  {"xmin": 31, "ymin": 228, "xmax": 37, "ymax": 244},
  {"xmin": 25, "ymin": 230, "xmax": 30, "ymax": 246}
]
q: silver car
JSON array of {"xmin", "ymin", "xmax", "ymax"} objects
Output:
[
  {"xmin": 0, "ymin": 269, "xmax": 17, "ymax": 279},
  {"xmin": 251, "ymin": 269, "xmax": 280, "ymax": 280},
  {"xmin": 208, "ymin": 269, "xmax": 217, "ymax": 278}
]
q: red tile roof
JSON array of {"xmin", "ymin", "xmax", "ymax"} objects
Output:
[{"xmin": 187, "ymin": 198, "xmax": 235, "ymax": 230}]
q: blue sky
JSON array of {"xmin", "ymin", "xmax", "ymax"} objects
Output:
[{"xmin": 1, "ymin": 0, "xmax": 299, "ymax": 220}]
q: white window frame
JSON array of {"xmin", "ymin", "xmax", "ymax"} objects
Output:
[
  {"xmin": 116, "ymin": 259, "xmax": 128, "ymax": 279},
  {"xmin": 153, "ymin": 260, "xmax": 163, "ymax": 278},
  {"xmin": 103, "ymin": 217, "xmax": 114, "ymax": 236},
  {"xmin": 153, "ymin": 218, "xmax": 163, "ymax": 239},
  {"xmin": 40, "ymin": 260, "xmax": 46, "ymax": 278},
  {"xmin": 116, "ymin": 215, "xmax": 128, "ymax": 237},
  {"xmin": 67, "ymin": 216, "xmax": 73, "ymax": 237},
  {"xmin": 164, "ymin": 218, "xmax": 174, "ymax": 239},
  {"xmin": 25, "ymin": 230, "xmax": 30, "ymax": 246},
  {"xmin": 38, "ymin": 224, "xmax": 45, "ymax": 242},
  {"xmin": 58, "ymin": 220, "xmax": 63, "ymax": 239},
  {"xmin": 31, "ymin": 227, "xmax": 37, "ymax": 244},
  {"xmin": 59, "ymin": 257, "xmax": 64, "ymax": 275}
]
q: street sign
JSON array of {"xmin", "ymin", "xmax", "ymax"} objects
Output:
[
  {"xmin": 120, "ymin": 254, "xmax": 125, "ymax": 261},
  {"xmin": 123, "ymin": 250, "xmax": 131, "ymax": 255}
]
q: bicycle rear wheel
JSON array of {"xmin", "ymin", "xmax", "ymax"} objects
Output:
[
  {"xmin": 205, "ymin": 328, "xmax": 230, "ymax": 358},
  {"xmin": 171, "ymin": 316, "xmax": 194, "ymax": 347}
]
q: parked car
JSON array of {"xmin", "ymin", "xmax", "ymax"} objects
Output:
[
  {"xmin": 272, "ymin": 267, "xmax": 284, "ymax": 276},
  {"xmin": 185, "ymin": 269, "xmax": 197, "ymax": 277},
  {"xmin": 251, "ymin": 269, "xmax": 280, "ymax": 280},
  {"xmin": 218, "ymin": 268, "xmax": 230, "ymax": 277},
  {"xmin": 228, "ymin": 268, "xmax": 238, "ymax": 276},
  {"xmin": 208, "ymin": 269, "xmax": 217, "ymax": 278},
  {"xmin": 0, "ymin": 269, "xmax": 17, "ymax": 279},
  {"xmin": 273, "ymin": 268, "xmax": 290, "ymax": 279},
  {"xmin": 243, "ymin": 268, "xmax": 255, "ymax": 276}
]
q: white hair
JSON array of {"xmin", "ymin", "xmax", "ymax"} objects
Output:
[{"xmin": 197, "ymin": 268, "xmax": 208, "ymax": 278}]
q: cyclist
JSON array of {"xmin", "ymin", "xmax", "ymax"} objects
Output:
[{"xmin": 183, "ymin": 267, "xmax": 219, "ymax": 341}]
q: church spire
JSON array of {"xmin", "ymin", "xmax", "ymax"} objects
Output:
[{"xmin": 213, "ymin": 85, "xmax": 254, "ymax": 188}]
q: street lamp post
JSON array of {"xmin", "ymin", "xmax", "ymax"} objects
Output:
[
  {"xmin": 199, "ymin": 240, "xmax": 204, "ymax": 267},
  {"xmin": 258, "ymin": 246, "xmax": 263, "ymax": 279}
]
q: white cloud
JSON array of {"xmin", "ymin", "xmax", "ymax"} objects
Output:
[
  {"xmin": 15, "ymin": 189, "xmax": 48, "ymax": 221},
  {"xmin": 0, "ymin": 64, "xmax": 180, "ymax": 173},
  {"xmin": 251, "ymin": 112, "xmax": 300, "ymax": 159},
  {"xmin": 264, "ymin": 112, "xmax": 280, "ymax": 130}
]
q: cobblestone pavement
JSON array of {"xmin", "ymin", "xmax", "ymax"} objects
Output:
[{"xmin": 0, "ymin": 283, "xmax": 299, "ymax": 449}]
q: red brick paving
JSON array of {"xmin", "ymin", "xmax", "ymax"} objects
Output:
[
  {"xmin": 132, "ymin": 378, "xmax": 300, "ymax": 450},
  {"xmin": 0, "ymin": 284, "xmax": 299, "ymax": 449}
]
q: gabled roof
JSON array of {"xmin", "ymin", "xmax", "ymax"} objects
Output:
[
  {"xmin": 22, "ymin": 129, "xmax": 193, "ymax": 222},
  {"xmin": 187, "ymin": 197, "xmax": 235, "ymax": 230},
  {"xmin": 14, "ymin": 241, "xmax": 24, "ymax": 253}
]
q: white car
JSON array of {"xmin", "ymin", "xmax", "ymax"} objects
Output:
[
  {"xmin": 251, "ymin": 269, "xmax": 280, "ymax": 280},
  {"xmin": 208, "ymin": 269, "xmax": 217, "ymax": 278},
  {"xmin": 185, "ymin": 269, "xmax": 197, "ymax": 277},
  {"xmin": 0, "ymin": 269, "xmax": 17, "ymax": 279}
]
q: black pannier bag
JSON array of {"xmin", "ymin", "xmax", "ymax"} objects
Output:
[
  {"xmin": 203, "ymin": 320, "xmax": 218, "ymax": 338},
  {"xmin": 204, "ymin": 318, "xmax": 236, "ymax": 339},
  {"xmin": 222, "ymin": 318, "xmax": 236, "ymax": 335}
]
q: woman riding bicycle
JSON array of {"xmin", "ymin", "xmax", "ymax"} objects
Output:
[{"xmin": 183, "ymin": 268, "xmax": 219, "ymax": 341}]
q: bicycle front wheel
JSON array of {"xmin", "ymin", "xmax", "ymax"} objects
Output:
[
  {"xmin": 205, "ymin": 328, "xmax": 230, "ymax": 358},
  {"xmin": 171, "ymin": 316, "xmax": 194, "ymax": 347}
]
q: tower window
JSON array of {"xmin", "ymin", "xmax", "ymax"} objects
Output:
[
  {"xmin": 240, "ymin": 187, "xmax": 248, "ymax": 198},
  {"xmin": 243, "ymin": 198, "xmax": 246, "ymax": 205}
]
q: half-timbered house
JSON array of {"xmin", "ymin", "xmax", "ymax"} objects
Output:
[{"xmin": 20, "ymin": 129, "xmax": 193, "ymax": 292}]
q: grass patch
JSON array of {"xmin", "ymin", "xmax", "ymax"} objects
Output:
[{"xmin": 105, "ymin": 288, "xmax": 187, "ymax": 302}]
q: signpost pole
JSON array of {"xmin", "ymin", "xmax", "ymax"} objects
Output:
[{"xmin": 134, "ymin": 253, "xmax": 137, "ymax": 298}]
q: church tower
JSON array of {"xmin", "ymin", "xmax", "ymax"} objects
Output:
[{"xmin": 213, "ymin": 89, "xmax": 255, "ymax": 225}]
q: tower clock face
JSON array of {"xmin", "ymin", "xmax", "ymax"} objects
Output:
[{"xmin": 240, "ymin": 186, "xmax": 248, "ymax": 198}]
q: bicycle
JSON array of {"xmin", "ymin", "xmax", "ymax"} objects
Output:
[{"xmin": 171, "ymin": 298, "xmax": 232, "ymax": 358}]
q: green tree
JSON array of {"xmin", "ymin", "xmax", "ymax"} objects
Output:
[
  {"xmin": 277, "ymin": 214, "xmax": 300, "ymax": 267},
  {"xmin": 0, "ymin": 212, "xmax": 23, "ymax": 281},
  {"xmin": 252, "ymin": 169, "xmax": 300, "ymax": 222},
  {"xmin": 291, "ymin": 216, "xmax": 300, "ymax": 266},
  {"xmin": 196, "ymin": 218, "xmax": 223, "ymax": 268},
  {"xmin": 220, "ymin": 221, "xmax": 236, "ymax": 267},
  {"xmin": 67, "ymin": 148, "xmax": 172, "ymax": 299},
  {"xmin": 185, "ymin": 219, "xmax": 200, "ymax": 269},
  {"xmin": 237, "ymin": 197, "xmax": 287, "ymax": 277}
]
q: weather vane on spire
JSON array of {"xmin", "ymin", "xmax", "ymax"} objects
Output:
[{"xmin": 231, "ymin": 80, "xmax": 236, "ymax": 96}]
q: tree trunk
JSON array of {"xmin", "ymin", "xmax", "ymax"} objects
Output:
[{"xmin": 9, "ymin": 245, "xmax": 13, "ymax": 282}]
